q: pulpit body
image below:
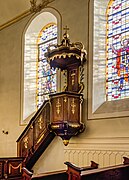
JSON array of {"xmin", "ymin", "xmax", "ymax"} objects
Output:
[
  {"xmin": 49, "ymin": 92, "xmax": 84, "ymax": 145},
  {"xmin": 45, "ymin": 26, "xmax": 87, "ymax": 145}
]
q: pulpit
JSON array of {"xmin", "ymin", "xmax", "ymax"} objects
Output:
[{"xmin": 46, "ymin": 27, "xmax": 87, "ymax": 145}]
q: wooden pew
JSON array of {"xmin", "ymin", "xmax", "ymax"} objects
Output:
[
  {"xmin": 65, "ymin": 157, "xmax": 129, "ymax": 180},
  {"xmin": 64, "ymin": 161, "xmax": 98, "ymax": 180}
]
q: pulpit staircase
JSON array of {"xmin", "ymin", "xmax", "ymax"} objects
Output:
[{"xmin": 17, "ymin": 100, "xmax": 55, "ymax": 170}]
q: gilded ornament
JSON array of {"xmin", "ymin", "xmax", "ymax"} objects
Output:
[
  {"xmin": 63, "ymin": 139, "xmax": 69, "ymax": 146},
  {"xmin": 23, "ymin": 137, "xmax": 28, "ymax": 149},
  {"xmin": 71, "ymin": 98, "xmax": 76, "ymax": 114},
  {"xmin": 51, "ymin": 124, "xmax": 60, "ymax": 129},
  {"xmin": 56, "ymin": 98, "xmax": 61, "ymax": 115},
  {"xmin": 9, "ymin": 163, "xmax": 22, "ymax": 174},
  {"xmin": 71, "ymin": 71, "xmax": 76, "ymax": 85},
  {"xmin": 38, "ymin": 116, "xmax": 43, "ymax": 129},
  {"xmin": 70, "ymin": 124, "xmax": 80, "ymax": 128},
  {"xmin": 36, "ymin": 133, "xmax": 44, "ymax": 144},
  {"xmin": 64, "ymin": 97, "xmax": 67, "ymax": 102}
]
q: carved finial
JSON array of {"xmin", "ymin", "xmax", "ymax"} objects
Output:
[{"xmin": 63, "ymin": 139, "xmax": 69, "ymax": 146}]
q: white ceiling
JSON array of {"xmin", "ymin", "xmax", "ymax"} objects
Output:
[{"xmin": 0, "ymin": 0, "xmax": 31, "ymax": 26}]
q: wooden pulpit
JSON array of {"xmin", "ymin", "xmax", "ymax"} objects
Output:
[{"xmin": 46, "ymin": 27, "xmax": 86, "ymax": 145}]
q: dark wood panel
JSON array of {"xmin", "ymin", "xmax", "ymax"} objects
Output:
[{"xmin": 0, "ymin": 157, "xmax": 32, "ymax": 179}]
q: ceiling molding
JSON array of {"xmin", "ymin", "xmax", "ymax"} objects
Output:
[
  {"xmin": 0, "ymin": 10, "xmax": 31, "ymax": 31},
  {"xmin": 0, "ymin": 0, "xmax": 56, "ymax": 31}
]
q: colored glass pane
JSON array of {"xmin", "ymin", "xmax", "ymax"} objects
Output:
[
  {"xmin": 37, "ymin": 23, "xmax": 57, "ymax": 108},
  {"xmin": 106, "ymin": 0, "xmax": 129, "ymax": 101}
]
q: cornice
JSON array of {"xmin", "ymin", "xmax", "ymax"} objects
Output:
[
  {"xmin": 0, "ymin": 10, "xmax": 31, "ymax": 31},
  {"xmin": 64, "ymin": 137, "xmax": 129, "ymax": 150}
]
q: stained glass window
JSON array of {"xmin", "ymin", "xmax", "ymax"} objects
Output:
[
  {"xmin": 37, "ymin": 23, "xmax": 57, "ymax": 109},
  {"xmin": 106, "ymin": 0, "xmax": 129, "ymax": 101}
]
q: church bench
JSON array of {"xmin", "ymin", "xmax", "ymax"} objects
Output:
[
  {"xmin": 64, "ymin": 161, "xmax": 98, "ymax": 180},
  {"xmin": 65, "ymin": 157, "xmax": 129, "ymax": 180}
]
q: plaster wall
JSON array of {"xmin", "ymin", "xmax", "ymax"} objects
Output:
[{"xmin": 0, "ymin": 15, "xmax": 30, "ymax": 156}]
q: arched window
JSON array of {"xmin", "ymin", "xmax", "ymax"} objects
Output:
[
  {"xmin": 88, "ymin": 0, "xmax": 129, "ymax": 119},
  {"xmin": 22, "ymin": 10, "xmax": 60, "ymax": 123},
  {"xmin": 106, "ymin": 0, "xmax": 129, "ymax": 101}
]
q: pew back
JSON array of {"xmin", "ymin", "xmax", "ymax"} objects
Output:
[
  {"xmin": 65, "ymin": 161, "xmax": 98, "ymax": 180},
  {"xmin": 65, "ymin": 157, "xmax": 129, "ymax": 180},
  {"xmin": 81, "ymin": 163, "xmax": 129, "ymax": 180}
]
